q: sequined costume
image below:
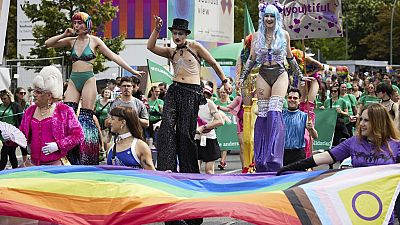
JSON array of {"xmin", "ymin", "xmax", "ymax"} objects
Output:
[
  {"xmin": 241, "ymin": 73, "xmax": 257, "ymax": 169},
  {"xmin": 78, "ymin": 108, "xmax": 100, "ymax": 165},
  {"xmin": 238, "ymin": 35, "xmax": 257, "ymax": 170},
  {"xmin": 253, "ymin": 39, "xmax": 287, "ymax": 172},
  {"xmin": 19, "ymin": 102, "xmax": 84, "ymax": 165},
  {"xmin": 157, "ymin": 82, "xmax": 206, "ymax": 173},
  {"xmin": 64, "ymin": 102, "xmax": 100, "ymax": 165}
]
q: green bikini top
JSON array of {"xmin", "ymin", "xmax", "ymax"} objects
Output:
[{"xmin": 70, "ymin": 37, "xmax": 96, "ymax": 64}]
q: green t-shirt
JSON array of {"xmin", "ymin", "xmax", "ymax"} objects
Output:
[
  {"xmin": 324, "ymin": 98, "xmax": 348, "ymax": 118},
  {"xmin": 214, "ymin": 99, "xmax": 231, "ymax": 107},
  {"xmin": 148, "ymin": 99, "xmax": 164, "ymax": 122},
  {"xmin": 315, "ymin": 94, "xmax": 324, "ymax": 108},
  {"xmin": 0, "ymin": 104, "xmax": 15, "ymax": 126},
  {"xmin": 95, "ymin": 99, "xmax": 111, "ymax": 129},
  {"xmin": 359, "ymin": 95, "xmax": 381, "ymax": 107},
  {"xmin": 392, "ymin": 85, "xmax": 400, "ymax": 94},
  {"xmin": 340, "ymin": 94, "xmax": 357, "ymax": 115},
  {"xmin": 283, "ymin": 98, "xmax": 288, "ymax": 110},
  {"xmin": 0, "ymin": 104, "xmax": 16, "ymax": 142}
]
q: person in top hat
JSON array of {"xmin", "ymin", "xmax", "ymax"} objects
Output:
[
  {"xmin": 147, "ymin": 17, "xmax": 232, "ymax": 175},
  {"xmin": 148, "ymin": 16, "xmax": 231, "ymax": 225}
]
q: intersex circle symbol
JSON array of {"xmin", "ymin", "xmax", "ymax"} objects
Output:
[{"xmin": 352, "ymin": 191, "xmax": 383, "ymax": 221}]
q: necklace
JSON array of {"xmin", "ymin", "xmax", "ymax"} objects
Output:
[
  {"xmin": 117, "ymin": 132, "xmax": 132, "ymax": 142},
  {"xmin": 38, "ymin": 104, "xmax": 52, "ymax": 116},
  {"xmin": 266, "ymin": 34, "xmax": 273, "ymax": 46}
]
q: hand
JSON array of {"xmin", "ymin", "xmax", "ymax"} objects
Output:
[
  {"xmin": 301, "ymin": 76, "xmax": 315, "ymax": 82},
  {"xmin": 319, "ymin": 106, "xmax": 325, "ymax": 110},
  {"xmin": 335, "ymin": 107, "xmax": 342, "ymax": 114},
  {"xmin": 41, "ymin": 142, "xmax": 59, "ymax": 155},
  {"xmin": 349, "ymin": 115, "xmax": 357, "ymax": 122},
  {"xmin": 196, "ymin": 126, "xmax": 205, "ymax": 134},
  {"xmin": 223, "ymin": 82, "xmax": 233, "ymax": 94},
  {"xmin": 63, "ymin": 28, "xmax": 75, "ymax": 37},
  {"xmin": 1, "ymin": 132, "xmax": 11, "ymax": 141},
  {"xmin": 306, "ymin": 121, "xmax": 314, "ymax": 130},
  {"xmin": 135, "ymin": 70, "xmax": 146, "ymax": 77},
  {"xmin": 154, "ymin": 15, "xmax": 163, "ymax": 30},
  {"xmin": 276, "ymin": 157, "xmax": 317, "ymax": 176}
]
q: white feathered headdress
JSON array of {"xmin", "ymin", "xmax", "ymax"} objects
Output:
[{"xmin": 33, "ymin": 66, "xmax": 63, "ymax": 99}]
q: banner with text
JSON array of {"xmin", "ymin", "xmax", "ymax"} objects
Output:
[
  {"xmin": 194, "ymin": 0, "xmax": 234, "ymax": 44},
  {"xmin": 313, "ymin": 108, "xmax": 337, "ymax": 150},
  {"xmin": 216, "ymin": 112, "xmax": 240, "ymax": 151},
  {"xmin": 280, "ymin": 0, "xmax": 343, "ymax": 40},
  {"xmin": 147, "ymin": 59, "xmax": 173, "ymax": 85}
]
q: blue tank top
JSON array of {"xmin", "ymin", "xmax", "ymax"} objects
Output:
[
  {"xmin": 70, "ymin": 37, "xmax": 96, "ymax": 64},
  {"xmin": 283, "ymin": 110, "xmax": 308, "ymax": 149},
  {"xmin": 107, "ymin": 138, "xmax": 142, "ymax": 169}
]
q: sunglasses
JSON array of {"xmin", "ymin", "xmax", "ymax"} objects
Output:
[
  {"xmin": 287, "ymin": 96, "xmax": 299, "ymax": 100},
  {"xmin": 331, "ymin": 90, "xmax": 338, "ymax": 93},
  {"xmin": 172, "ymin": 31, "xmax": 186, "ymax": 36},
  {"xmin": 18, "ymin": 92, "xmax": 26, "ymax": 95}
]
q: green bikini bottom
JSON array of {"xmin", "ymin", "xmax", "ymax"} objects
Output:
[{"xmin": 70, "ymin": 71, "xmax": 95, "ymax": 92}]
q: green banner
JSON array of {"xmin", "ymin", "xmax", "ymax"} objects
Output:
[
  {"xmin": 204, "ymin": 42, "xmax": 243, "ymax": 67},
  {"xmin": 147, "ymin": 59, "xmax": 173, "ymax": 85},
  {"xmin": 313, "ymin": 109, "xmax": 337, "ymax": 150},
  {"xmin": 216, "ymin": 112, "xmax": 240, "ymax": 151}
]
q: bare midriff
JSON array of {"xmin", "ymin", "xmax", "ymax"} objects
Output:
[{"xmin": 71, "ymin": 61, "xmax": 94, "ymax": 72}]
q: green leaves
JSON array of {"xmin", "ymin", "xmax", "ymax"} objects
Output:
[{"xmin": 20, "ymin": 0, "xmax": 124, "ymax": 73}]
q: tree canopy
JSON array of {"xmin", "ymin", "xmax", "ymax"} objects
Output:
[
  {"xmin": 234, "ymin": 0, "xmax": 400, "ymax": 64},
  {"xmin": 5, "ymin": 0, "xmax": 400, "ymax": 65},
  {"xmin": 20, "ymin": 0, "xmax": 125, "ymax": 73}
]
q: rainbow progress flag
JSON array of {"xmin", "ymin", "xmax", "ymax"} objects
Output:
[{"xmin": 0, "ymin": 165, "xmax": 398, "ymax": 225}]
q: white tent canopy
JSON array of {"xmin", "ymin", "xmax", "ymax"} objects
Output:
[{"xmin": 326, "ymin": 60, "xmax": 388, "ymax": 73}]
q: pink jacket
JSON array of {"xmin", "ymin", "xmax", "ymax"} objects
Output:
[{"xmin": 19, "ymin": 102, "xmax": 84, "ymax": 162}]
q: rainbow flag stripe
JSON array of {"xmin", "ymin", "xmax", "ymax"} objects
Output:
[{"xmin": 0, "ymin": 165, "xmax": 398, "ymax": 225}]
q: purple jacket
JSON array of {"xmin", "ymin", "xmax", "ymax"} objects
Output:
[
  {"xmin": 20, "ymin": 102, "xmax": 84, "ymax": 163},
  {"xmin": 330, "ymin": 136, "xmax": 400, "ymax": 167}
]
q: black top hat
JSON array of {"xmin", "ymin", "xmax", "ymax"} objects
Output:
[{"xmin": 168, "ymin": 18, "xmax": 191, "ymax": 35}]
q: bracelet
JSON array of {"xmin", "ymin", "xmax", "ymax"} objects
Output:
[
  {"xmin": 222, "ymin": 79, "xmax": 228, "ymax": 84},
  {"xmin": 155, "ymin": 28, "xmax": 161, "ymax": 32}
]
